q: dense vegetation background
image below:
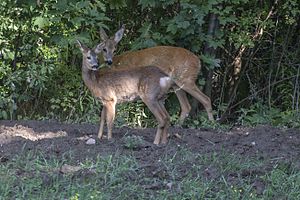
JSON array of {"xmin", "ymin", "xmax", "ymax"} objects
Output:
[{"xmin": 0, "ymin": 0, "xmax": 299, "ymax": 128}]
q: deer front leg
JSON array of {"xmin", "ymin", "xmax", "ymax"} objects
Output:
[
  {"xmin": 98, "ymin": 106, "xmax": 106, "ymax": 139},
  {"xmin": 105, "ymin": 101, "xmax": 116, "ymax": 140}
]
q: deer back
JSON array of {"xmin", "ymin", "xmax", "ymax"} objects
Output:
[
  {"xmin": 110, "ymin": 46, "xmax": 200, "ymax": 85},
  {"xmin": 84, "ymin": 66, "xmax": 170, "ymax": 104}
]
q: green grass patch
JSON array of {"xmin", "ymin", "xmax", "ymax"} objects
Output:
[{"xmin": 1, "ymin": 147, "xmax": 300, "ymax": 199}]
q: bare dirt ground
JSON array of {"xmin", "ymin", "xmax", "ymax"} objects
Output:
[{"xmin": 1, "ymin": 120, "xmax": 299, "ymax": 168}]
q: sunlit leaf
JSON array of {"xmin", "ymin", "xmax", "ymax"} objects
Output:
[{"xmin": 33, "ymin": 17, "xmax": 49, "ymax": 29}]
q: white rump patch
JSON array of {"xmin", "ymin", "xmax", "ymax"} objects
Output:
[{"xmin": 160, "ymin": 77, "xmax": 171, "ymax": 88}]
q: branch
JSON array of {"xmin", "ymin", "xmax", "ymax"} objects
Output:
[
  {"xmin": 253, "ymin": 0, "xmax": 278, "ymax": 40},
  {"xmin": 219, "ymin": 75, "xmax": 299, "ymax": 122}
]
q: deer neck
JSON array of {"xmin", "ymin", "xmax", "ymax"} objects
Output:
[{"xmin": 81, "ymin": 62, "xmax": 101, "ymax": 95}]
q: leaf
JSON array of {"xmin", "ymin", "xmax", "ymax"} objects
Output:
[
  {"xmin": 201, "ymin": 54, "xmax": 221, "ymax": 69},
  {"xmin": 152, "ymin": 32, "xmax": 162, "ymax": 40},
  {"xmin": 196, "ymin": 16, "xmax": 205, "ymax": 26},
  {"xmin": 108, "ymin": 0, "xmax": 126, "ymax": 9},
  {"xmin": 198, "ymin": 78, "xmax": 206, "ymax": 86},
  {"xmin": 131, "ymin": 38, "xmax": 156, "ymax": 50},
  {"xmin": 1, "ymin": 110, "xmax": 8, "ymax": 120},
  {"xmin": 53, "ymin": 0, "xmax": 68, "ymax": 11},
  {"xmin": 219, "ymin": 16, "xmax": 237, "ymax": 25},
  {"xmin": 166, "ymin": 23, "xmax": 177, "ymax": 34},
  {"xmin": 177, "ymin": 21, "xmax": 190, "ymax": 29},
  {"xmin": 71, "ymin": 17, "xmax": 84, "ymax": 26},
  {"xmin": 138, "ymin": 23, "xmax": 152, "ymax": 37},
  {"xmin": 33, "ymin": 17, "xmax": 49, "ymax": 29},
  {"xmin": 208, "ymin": 40, "xmax": 223, "ymax": 49},
  {"xmin": 76, "ymin": 1, "xmax": 90, "ymax": 9},
  {"xmin": 212, "ymin": 58, "xmax": 221, "ymax": 68},
  {"xmin": 89, "ymin": 8, "xmax": 99, "ymax": 17},
  {"xmin": 138, "ymin": 0, "xmax": 156, "ymax": 9}
]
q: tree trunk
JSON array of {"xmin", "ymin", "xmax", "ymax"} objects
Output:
[
  {"xmin": 204, "ymin": 13, "xmax": 219, "ymax": 98},
  {"xmin": 220, "ymin": 1, "xmax": 278, "ymax": 122},
  {"xmin": 190, "ymin": 13, "xmax": 219, "ymax": 117}
]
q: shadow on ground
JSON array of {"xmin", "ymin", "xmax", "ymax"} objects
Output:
[{"xmin": 1, "ymin": 120, "xmax": 299, "ymax": 165}]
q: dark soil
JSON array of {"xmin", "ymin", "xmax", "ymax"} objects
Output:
[{"xmin": 1, "ymin": 120, "xmax": 300, "ymax": 168}]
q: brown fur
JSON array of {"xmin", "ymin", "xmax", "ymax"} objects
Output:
[{"xmin": 104, "ymin": 46, "xmax": 214, "ymax": 123}]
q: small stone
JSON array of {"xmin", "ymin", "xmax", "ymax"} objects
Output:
[
  {"xmin": 86, "ymin": 138, "xmax": 96, "ymax": 145},
  {"xmin": 60, "ymin": 164, "xmax": 81, "ymax": 174},
  {"xmin": 174, "ymin": 133, "xmax": 182, "ymax": 139},
  {"xmin": 166, "ymin": 182, "xmax": 173, "ymax": 190}
]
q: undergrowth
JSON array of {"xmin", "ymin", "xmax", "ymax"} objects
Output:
[{"xmin": 238, "ymin": 102, "xmax": 300, "ymax": 128}]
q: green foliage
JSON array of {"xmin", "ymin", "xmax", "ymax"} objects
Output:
[
  {"xmin": 185, "ymin": 111, "xmax": 230, "ymax": 130},
  {"xmin": 281, "ymin": 0, "xmax": 300, "ymax": 25},
  {"xmin": 0, "ymin": 0, "xmax": 299, "ymax": 129},
  {"xmin": 238, "ymin": 103, "xmax": 300, "ymax": 128},
  {"xmin": 0, "ymin": 0, "xmax": 108, "ymax": 121},
  {"xmin": 238, "ymin": 103, "xmax": 279, "ymax": 126},
  {"xmin": 117, "ymin": 101, "xmax": 156, "ymax": 128},
  {"xmin": 130, "ymin": 23, "xmax": 160, "ymax": 50},
  {"xmin": 164, "ymin": 2, "xmax": 212, "ymax": 52},
  {"xmin": 46, "ymin": 64, "xmax": 101, "ymax": 123},
  {"xmin": 122, "ymin": 134, "xmax": 145, "ymax": 150},
  {"xmin": 201, "ymin": 54, "xmax": 221, "ymax": 69}
]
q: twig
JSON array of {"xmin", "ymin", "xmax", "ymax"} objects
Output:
[{"xmin": 219, "ymin": 75, "xmax": 299, "ymax": 122}]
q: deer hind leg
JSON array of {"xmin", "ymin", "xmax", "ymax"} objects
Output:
[
  {"xmin": 158, "ymin": 100, "xmax": 170, "ymax": 144},
  {"xmin": 181, "ymin": 83, "xmax": 214, "ymax": 121},
  {"xmin": 98, "ymin": 106, "xmax": 106, "ymax": 139},
  {"xmin": 143, "ymin": 99, "xmax": 169, "ymax": 145},
  {"xmin": 173, "ymin": 86, "xmax": 191, "ymax": 125},
  {"xmin": 105, "ymin": 101, "xmax": 116, "ymax": 140}
]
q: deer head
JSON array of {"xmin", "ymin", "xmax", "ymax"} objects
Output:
[
  {"xmin": 98, "ymin": 25, "xmax": 125, "ymax": 65},
  {"xmin": 77, "ymin": 40, "xmax": 104, "ymax": 71}
]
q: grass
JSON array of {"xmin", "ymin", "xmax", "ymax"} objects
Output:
[{"xmin": 1, "ymin": 147, "xmax": 300, "ymax": 199}]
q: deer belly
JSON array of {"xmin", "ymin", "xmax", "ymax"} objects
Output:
[{"xmin": 117, "ymin": 93, "xmax": 139, "ymax": 103}]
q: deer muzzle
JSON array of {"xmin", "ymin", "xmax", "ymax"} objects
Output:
[
  {"xmin": 106, "ymin": 60, "xmax": 113, "ymax": 65},
  {"xmin": 91, "ymin": 64, "xmax": 99, "ymax": 70}
]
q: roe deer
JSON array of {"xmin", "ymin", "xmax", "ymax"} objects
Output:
[
  {"xmin": 99, "ymin": 25, "xmax": 125, "ymax": 65},
  {"xmin": 98, "ymin": 27, "xmax": 214, "ymax": 124},
  {"xmin": 77, "ymin": 40, "xmax": 173, "ymax": 144}
]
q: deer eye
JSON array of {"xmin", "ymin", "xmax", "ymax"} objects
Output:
[
  {"xmin": 103, "ymin": 48, "xmax": 107, "ymax": 52},
  {"xmin": 87, "ymin": 56, "xmax": 91, "ymax": 59}
]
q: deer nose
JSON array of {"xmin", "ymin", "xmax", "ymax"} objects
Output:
[
  {"xmin": 92, "ymin": 65, "xmax": 99, "ymax": 70},
  {"xmin": 106, "ymin": 60, "xmax": 113, "ymax": 65}
]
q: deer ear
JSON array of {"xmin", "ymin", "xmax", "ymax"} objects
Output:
[
  {"xmin": 114, "ymin": 25, "xmax": 125, "ymax": 44},
  {"xmin": 94, "ymin": 42, "xmax": 105, "ymax": 54},
  {"xmin": 77, "ymin": 40, "xmax": 88, "ymax": 52},
  {"xmin": 100, "ymin": 28, "xmax": 108, "ymax": 41}
]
